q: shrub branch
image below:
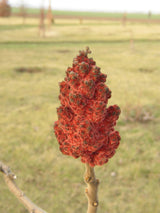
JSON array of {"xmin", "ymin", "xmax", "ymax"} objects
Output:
[
  {"xmin": 0, "ymin": 161, "xmax": 47, "ymax": 213},
  {"xmin": 84, "ymin": 163, "xmax": 99, "ymax": 213}
]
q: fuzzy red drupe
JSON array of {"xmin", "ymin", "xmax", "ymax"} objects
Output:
[{"xmin": 54, "ymin": 47, "xmax": 121, "ymax": 167}]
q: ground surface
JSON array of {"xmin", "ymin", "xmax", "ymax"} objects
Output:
[{"xmin": 0, "ymin": 15, "xmax": 160, "ymax": 213}]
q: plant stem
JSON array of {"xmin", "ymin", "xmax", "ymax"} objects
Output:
[
  {"xmin": 0, "ymin": 161, "xmax": 47, "ymax": 213},
  {"xmin": 84, "ymin": 163, "xmax": 99, "ymax": 213}
]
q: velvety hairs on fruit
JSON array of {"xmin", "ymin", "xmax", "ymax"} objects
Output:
[{"xmin": 54, "ymin": 47, "xmax": 121, "ymax": 167}]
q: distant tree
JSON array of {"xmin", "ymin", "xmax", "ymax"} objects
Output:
[
  {"xmin": 47, "ymin": 0, "xmax": 54, "ymax": 27},
  {"xmin": 39, "ymin": 7, "xmax": 45, "ymax": 37},
  {"xmin": 20, "ymin": 0, "xmax": 27, "ymax": 24},
  {"xmin": 0, "ymin": 0, "xmax": 11, "ymax": 17}
]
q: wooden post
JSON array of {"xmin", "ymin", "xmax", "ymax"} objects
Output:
[
  {"xmin": 148, "ymin": 11, "xmax": 151, "ymax": 24},
  {"xmin": 129, "ymin": 30, "xmax": 134, "ymax": 51},
  {"xmin": 122, "ymin": 12, "xmax": 127, "ymax": 26}
]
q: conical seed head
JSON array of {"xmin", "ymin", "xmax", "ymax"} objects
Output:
[{"xmin": 54, "ymin": 47, "xmax": 121, "ymax": 167}]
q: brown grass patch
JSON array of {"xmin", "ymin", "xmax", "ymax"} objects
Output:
[
  {"xmin": 123, "ymin": 104, "xmax": 154, "ymax": 123},
  {"xmin": 139, "ymin": 68, "xmax": 155, "ymax": 73},
  {"xmin": 15, "ymin": 67, "xmax": 42, "ymax": 73}
]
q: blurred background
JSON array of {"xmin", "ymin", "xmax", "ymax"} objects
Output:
[{"xmin": 0, "ymin": 0, "xmax": 160, "ymax": 213}]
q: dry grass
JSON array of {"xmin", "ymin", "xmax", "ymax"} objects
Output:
[{"xmin": 0, "ymin": 16, "xmax": 160, "ymax": 213}]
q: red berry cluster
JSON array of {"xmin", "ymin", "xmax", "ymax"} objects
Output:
[{"xmin": 54, "ymin": 47, "xmax": 121, "ymax": 167}]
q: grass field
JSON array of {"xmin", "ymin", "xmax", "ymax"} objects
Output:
[{"xmin": 0, "ymin": 15, "xmax": 160, "ymax": 213}]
